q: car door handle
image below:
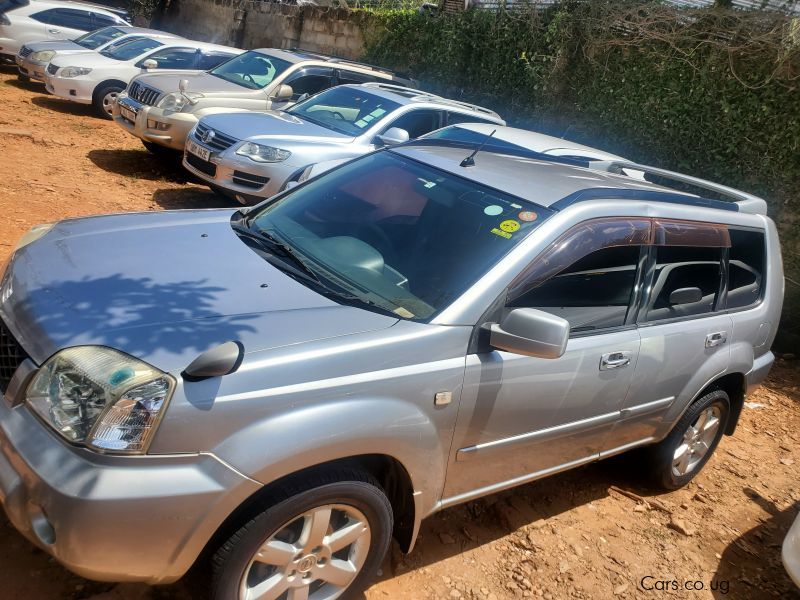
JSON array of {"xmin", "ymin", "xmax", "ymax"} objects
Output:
[
  {"xmin": 600, "ymin": 351, "xmax": 632, "ymax": 370},
  {"xmin": 705, "ymin": 331, "xmax": 727, "ymax": 348},
  {"xmin": 48, "ymin": 28, "xmax": 61, "ymax": 34}
]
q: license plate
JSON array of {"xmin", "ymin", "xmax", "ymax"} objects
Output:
[
  {"xmin": 120, "ymin": 106, "xmax": 137, "ymax": 122},
  {"xmin": 187, "ymin": 138, "xmax": 211, "ymax": 162}
]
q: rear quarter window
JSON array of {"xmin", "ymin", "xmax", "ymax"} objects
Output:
[{"xmin": 727, "ymin": 228, "xmax": 765, "ymax": 310}]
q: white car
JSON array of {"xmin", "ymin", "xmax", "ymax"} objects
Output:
[
  {"xmin": 0, "ymin": 0, "xmax": 128, "ymax": 61},
  {"xmin": 784, "ymin": 512, "xmax": 800, "ymax": 587},
  {"xmin": 45, "ymin": 37, "xmax": 242, "ymax": 117},
  {"xmin": 16, "ymin": 25, "xmax": 181, "ymax": 83}
]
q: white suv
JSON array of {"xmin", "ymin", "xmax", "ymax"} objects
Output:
[
  {"xmin": 0, "ymin": 0, "xmax": 128, "ymax": 61},
  {"xmin": 45, "ymin": 37, "xmax": 242, "ymax": 117}
]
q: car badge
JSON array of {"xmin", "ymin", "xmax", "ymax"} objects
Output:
[{"xmin": 202, "ymin": 129, "xmax": 216, "ymax": 144}]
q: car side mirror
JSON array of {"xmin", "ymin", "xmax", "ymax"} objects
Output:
[
  {"xmin": 485, "ymin": 308, "xmax": 569, "ymax": 359},
  {"xmin": 141, "ymin": 58, "xmax": 158, "ymax": 70},
  {"xmin": 178, "ymin": 78, "xmax": 189, "ymax": 93},
  {"xmin": 376, "ymin": 127, "xmax": 410, "ymax": 146},
  {"xmin": 669, "ymin": 287, "xmax": 703, "ymax": 305},
  {"xmin": 271, "ymin": 84, "xmax": 293, "ymax": 100}
]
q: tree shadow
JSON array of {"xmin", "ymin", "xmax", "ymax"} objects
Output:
[
  {"xmin": 712, "ymin": 489, "xmax": 800, "ymax": 599},
  {"xmin": 88, "ymin": 148, "xmax": 191, "ymax": 183},
  {"xmin": 153, "ymin": 187, "xmax": 239, "ymax": 210},
  {"xmin": 15, "ymin": 274, "xmax": 258, "ymax": 360},
  {"xmin": 30, "ymin": 95, "xmax": 99, "ymax": 119}
]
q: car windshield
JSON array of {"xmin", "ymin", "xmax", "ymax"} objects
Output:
[
  {"xmin": 287, "ymin": 86, "xmax": 400, "ymax": 136},
  {"xmin": 74, "ymin": 27, "xmax": 125, "ymax": 49},
  {"xmin": 99, "ymin": 37, "xmax": 163, "ymax": 61},
  {"xmin": 244, "ymin": 151, "xmax": 552, "ymax": 321},
  {"xmin": 209, "ymin": 50, "xmax": 291, "ymax": 89}
]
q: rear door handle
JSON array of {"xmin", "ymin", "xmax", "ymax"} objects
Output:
[
  {"xmin": 705, "ymin": 331, "xmax": 728, "ymax": 348},
  {"xmin": 600, "ymin": 351, "xmax": 632, "ymax": 370},
  {"xmin": 48, "ymin": 28, "xmax": 61, "ymax": 34}
]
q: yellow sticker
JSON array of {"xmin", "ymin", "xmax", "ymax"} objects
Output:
[
  {"xmin": 491, "ymin": 227, "xmax": 512, "ymax": 239},
  {"xmin": 500, "ymin": 219, "xmax": 520, "ymax": 233}
]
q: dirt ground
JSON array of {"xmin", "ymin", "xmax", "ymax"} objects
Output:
[{"xmin": 1, "ymin": 67, "xmax": 799, "ymax": 600}]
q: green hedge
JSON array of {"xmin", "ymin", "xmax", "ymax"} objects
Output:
[{"xmin": 361, "ymin": 4, "xmax": 800, "ymax": 344}]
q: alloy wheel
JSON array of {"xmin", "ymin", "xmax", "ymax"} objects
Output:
[{"xmin": 672, "ymin": 404, "xmax": 722, "ymax": 477}]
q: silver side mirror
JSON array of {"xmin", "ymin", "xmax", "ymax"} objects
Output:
[
  {"xmin": 141, "ymin": 59, "xmax": 158, "ymax": 70},
  {"xmin": 178, "ymin": 78, "xmax": 189, "ymax": 93},
  {"xmin": 486, "ymin": 308, "xmax": 569, "ymax": 359},
  {"xmin": 376, "ymin": 127, "xmax": 410, "ymax": 146},
  {"xmin": 272, "ymin": 84, "xmax": 293, "ymax": 100}
]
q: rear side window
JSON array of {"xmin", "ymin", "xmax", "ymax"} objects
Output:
[
  {"xmin": 646, "ymin": 246, "xmax": 723, "ymax": 321},
  {"xmin": 91, "ymin": 13, "xmax": 121, "ymax": 29},
  {"xmin": 727, "ymin": 228, "xmax": 765, "ymax": 310}
]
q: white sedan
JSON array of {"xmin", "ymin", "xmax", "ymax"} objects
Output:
[
  {"xmin": 0, "ymin": 0, "xmax": 128, "ymax": 61},
  {"xmin": 45, "ymin": 37, "xmax": 242, "ymax": 118}
]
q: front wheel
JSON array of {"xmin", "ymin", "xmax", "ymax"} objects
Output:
[
  {"xmin": 211, "ymin": 470, "xmax": 393, "ymax": 600},
  {"xmin": 93, "ymin": 83, "xmax": 124, "ymax": 119},
  {"xmin": 643, "ymin": 388, "xmax": 730, "ymax": 490}
]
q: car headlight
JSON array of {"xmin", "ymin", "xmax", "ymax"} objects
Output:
[
  {"xmin": 30, "ymin": 50, "xmax": 56, "ymax": 62},
  {"xmin": 236, "ymin": 142, "xmax": 291, "ymax": 163},
  {"xmin": 158, "ymin": 92, "xmax": 203, "ymax": 112},
  {"xmin": 26, "ymin": 347, "xmax": 175, "ymax": 454},
  {"xmin": 60, "ymin": 66, "xmax": 92, "ymax": 78},
  {"xmin": 14, "ymin": 223, "xmax": 54, "ymax": 251}
]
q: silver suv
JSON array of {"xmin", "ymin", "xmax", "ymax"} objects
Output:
[
  {"xmin": 183, "ymin": 83, "xmax": 504, "ymax": 203},
  {"xmin": 0, "ymin": 132, "xmax": 782, "ymax": 599},
  {"xmin": 112, "ymin": 48, "xmax": 414, "ymax": 155}
]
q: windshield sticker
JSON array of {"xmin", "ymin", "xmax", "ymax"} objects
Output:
[
  {"xmin": 484, "ymin": 205, "xmax": 503, "ymax": 216},
  {"xmin": 518, "ymin": 210, "xmax": 538, "ymax": 222},
  {"xmin": 354, "ymin": 119, "xmax": 368, "ymax": 128},
  {"xmin": 491, "ymin": 227, "xmax": 512, "ymax": 239},
  {"xmin": 393, "ymin": 306, "xmax": 415, "ymax": 318},
  {"xmin": 500, "ymin": 219, "xmax": 521, "ymax": 233}
]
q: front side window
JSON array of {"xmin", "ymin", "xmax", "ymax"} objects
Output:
[
  {"xmin": 288, "ymin": 86, "xmax": 401, "ymax": 136},
  {"xmin": 510, "ymin": 246, "xmax": 641, "ymax": 332},
  {"xmin": 336, "ymin": 69, "xmax": 377, "ymax": 85},
  {"xmin": 283, "ymin": 67, "xmax": 333, "ymax": 101},
  {"xmin": 209, "ymin": 50, "xmax": 291, "ymax": 90},
  {"xmin": 242, "ymin": 151, "xmax": 552, "ymax": 321},
  {"xmin": 446, "ymin": 111, "xmax": 498, "ymax": 127},
  {"xmin": 198, "ymin": 51, "xmax": 236, "ymax": 70},
  {"xmin": 74, "ymin": 26, "xmax": 125, "ymax": 49},
  {"xmin": 138, "ymin": 47, "xmax": 197, "ymax": 69},
  {"xmin": 100, "ymin": 37, "xmax": 163, "ymax": 60}
]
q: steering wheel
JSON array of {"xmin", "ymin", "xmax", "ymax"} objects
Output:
[
  {"xmin": 315, "ymin": 109, "xmax": 345, "ymax": 121},
  {"xmin": 243, "ymin": 73, "xmax": 256, "ymax": 85}
]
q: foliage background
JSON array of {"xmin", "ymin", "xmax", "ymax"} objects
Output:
[{"xmin": 361, "ymin": 3, "xmax": 800, "ymax": 346}]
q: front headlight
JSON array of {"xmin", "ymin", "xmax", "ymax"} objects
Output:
[
  {"xmin": 158, "ymin": 92, "xmax": 203, "ymax": 112},
  {"xmin": 26, "ymin": 347, "xmax": 175, "ymax": 454},
  {"xmin": 236, "ymin": 142, "xmax": 291, "ymax": 163},
  {"xmin": 30, "ymin": 50, "xmax": 56, "ymax": 62},
  {"xmin": 60, "ymin": 66, "xmax": 92, "ymax": 78},
  {"xmin": 15, "ymin": 223, "xmax": 54, "ymax": 251}
]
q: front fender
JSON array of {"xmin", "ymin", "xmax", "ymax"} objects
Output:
[{"xmin": 212, "ymin": 396, "xmax": 453, "ymax": 518}]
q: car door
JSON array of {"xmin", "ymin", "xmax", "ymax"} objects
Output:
[
  {"xmin": 607, "ymin": 219, "xmax": 733, "ymax": 450},
  {"xmin": 32, "ymin": 8, "xmax": 95, "ymax": 40},
  {"xmin": 442, "ymin": 217, "xmax": 649, "ymax": 501}
]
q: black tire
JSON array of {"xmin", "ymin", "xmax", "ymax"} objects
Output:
[
  {"xmin": 643, "ymin": 388, "xmax": 730, "ymax": 490},
  {"xmin": 92, "ymin": 83, "xmax": 124, "ymax": 119},
  {"xmin": 210, "ymin": 469, "xmax": 393, "ymax": 600},
  {"xmin": 17, "ymin": 72, "xmax": 30, "ymax": 83}
]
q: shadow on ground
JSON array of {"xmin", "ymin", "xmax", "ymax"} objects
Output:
[
  {"xmin": 88, "ymin": 148, "xmax": 192, "ymax": 183},
  {"xmin": 712, "ymin": 490, "xmax": 800, "ymax": 599},
  {"xmin": 30, "ymin": 95, "xmax": 99, "ymax": 119},
  {"xmin": 153, "ymin": 187, "xmax": 239, "ymax": 210}
]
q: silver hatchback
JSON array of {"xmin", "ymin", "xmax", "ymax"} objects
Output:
[{"xmin": 0, "ymin": 132, "xmax": 783, "ymax": 599}]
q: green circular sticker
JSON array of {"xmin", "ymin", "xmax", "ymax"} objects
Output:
[{"xmin": 484, "ymin": 205, "xmax": 503, "ymax": 216}]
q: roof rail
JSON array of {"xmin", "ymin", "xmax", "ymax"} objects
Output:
[
  {"xmin": 400, "ymin": 138, "xmax": 592, "ymax": 168},
  {"xmin": 549, "ymin": 188, "xmax": 738, "ymax": 213},
  {"xmin": 361, "ymin": 83, "xmax": 499, "ymax": 116},
  {"xmin": 286, "ymin": 47, "xmax": 406, "ymax": 78},
  {"xmin": 592, "ymin": 160, "xmax": 768, "ymax": 215}
]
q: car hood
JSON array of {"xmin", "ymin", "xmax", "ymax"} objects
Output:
[
  {"xmin": 0, "ymin": 210, "xmax": 397, "ymax": 373},
  {"xmin": 202, "ymin": 111, "xmax": 352, "ymax": 143},
  {"xmin": 135, "ymin": 71, "xmax": 254, "ymax": 94},
  {"xmin": 50, "ymin": 52, "xmax": 118, "ymax": 69},
  {"xmin": 23, "ymin": 40, "xmax": 84, "ymax": 52}
]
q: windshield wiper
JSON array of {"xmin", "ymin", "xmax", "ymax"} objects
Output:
[{"xmin": 235, "ymin": 224, "xmax": 323, "ymax": 284}]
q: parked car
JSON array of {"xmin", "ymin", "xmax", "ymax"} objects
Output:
[
  {"xmin": 0, "ymin": 0, "xmax": 128, "ymax": 62},
  {"xmin": 0, "ymin": 135, "xmax": 781, "ymax": 598},
  {"xmin": 784, "ymin": 511, "xmax": 800, "ymax": 587},
  {"xmin": 112, "ymin": 47, "xmax": 416, "ymax": 155},
  {"xmin": 183, "ymin": 82, "xmax": 504, "ymax": 203},
  {"xmin": 16, "ymin": 25, "xmax": 181, "ymax": 83},
  {"xmin": 45, "ymin": 37, "xmax": 242, "ymax": 117},
  {"xmin": 291, "ymin": 122, "xmax": 648, "ymax": 186}
]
